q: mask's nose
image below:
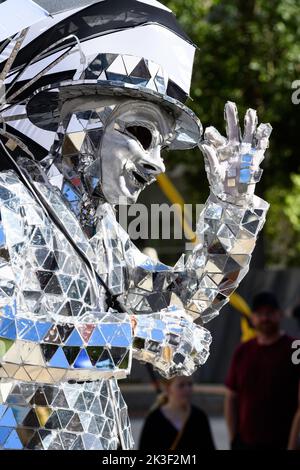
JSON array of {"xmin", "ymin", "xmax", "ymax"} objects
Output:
[{"xmin": 138, "ymin": 147, "xmax": 166, "ymax": 176}]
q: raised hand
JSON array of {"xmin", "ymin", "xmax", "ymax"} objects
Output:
[{"xmin": 199, "ymin": 101, "xmax": 272, "ymax": 206}]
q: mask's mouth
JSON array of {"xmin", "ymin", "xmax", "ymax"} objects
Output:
[
  {"xmin": 124, "ymin": 163, "xmax": 155, "ymax": 192},
  {"xmin": 131, "ymin": 170, "xmax": 150, "ymax": 186}
]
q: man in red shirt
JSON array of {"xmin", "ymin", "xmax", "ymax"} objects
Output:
[{"xmin": 225, "ymin": 292, "xmax": 300, "ymax": 449}]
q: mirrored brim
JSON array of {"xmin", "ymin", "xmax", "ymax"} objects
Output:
[{"xmin": 26, "ymin": 79, "xmax": 203, "ymax": 150}]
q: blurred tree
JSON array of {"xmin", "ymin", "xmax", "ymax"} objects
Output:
[{"xmin": 163, "ymin": 0, "xmax": 300, "ymax": 266}]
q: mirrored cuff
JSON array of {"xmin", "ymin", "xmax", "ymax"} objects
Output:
[{"xmin": 0, "ymin": 312, "xmax": 132, "ymax": 383}]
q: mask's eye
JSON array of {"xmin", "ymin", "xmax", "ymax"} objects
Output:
[{"xmin": 126, "ymin": 125, "xmax": 152, "ymax": 150}]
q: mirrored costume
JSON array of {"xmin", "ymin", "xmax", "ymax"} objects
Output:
[{"xmin": 0, "ymin": 0, "xmax": 271, "ymax": 450}]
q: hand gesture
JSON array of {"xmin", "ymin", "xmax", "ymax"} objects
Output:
[{"xmin": 199, "ymin": 101, "xmax": 272, "ymax": 206}]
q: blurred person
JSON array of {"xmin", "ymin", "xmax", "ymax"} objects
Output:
[
  {"xmin": 225, "ymin": 292, "xmax": 300, "ymax": 450},
  {"xmin": 139, "ymin": 376, "xmax": 215, "ymax": 451}
]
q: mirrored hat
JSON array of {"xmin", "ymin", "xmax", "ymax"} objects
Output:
[{"xmin": 1, "ymin": 0, "xmax": 202, "ymax": 154}]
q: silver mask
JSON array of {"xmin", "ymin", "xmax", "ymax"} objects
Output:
[{"xmin": 52, "ymin": 97, "xmax": 175, "ymax": 208}]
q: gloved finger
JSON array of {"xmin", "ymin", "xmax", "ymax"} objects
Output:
[
  {"xmin": 193, "ymin": 325, "xmax": 212, "ymax": 346},
  {"xmin": 194, "ymin": 347, "xmax": 210, "ymax": 365},
  {"xmin": 204, "ymin": 126, "xmax": 227, "ymax": 148},
  {"xmin": 254, "ymin": 122, "xmax": 272, "ymax": 150},
  {"xmin": 243, "ymin": 108, "xmax": 258, "ymax": 144},
  {"xmin": 224, "ymin": 101, "xmax": 241, "ymax": 143},
  {"xmin": 199, "ymin": 142, "xmax": 220, "ymax": 174}
]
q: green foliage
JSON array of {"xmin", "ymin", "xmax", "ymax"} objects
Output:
[
  {"xmin": 163, "ymin": 0, "xmax": 300, "ymax": 266},
  {"xmin": 285, "ymin": 174, "xmax": 300, "ymax": 231}
]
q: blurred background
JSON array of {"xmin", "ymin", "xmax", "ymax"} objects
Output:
[{"xmin": 118, "ymin": 0, "xmax": 300, "ymax": 449}]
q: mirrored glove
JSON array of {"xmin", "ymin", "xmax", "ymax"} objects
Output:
[
  {"xmin": 132, "ymin": 307, "xmax": 212, "ymax": 379},
  {"xmin": 199, "ymin": 101, "xmax": 272, "ymax": 206}
]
